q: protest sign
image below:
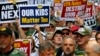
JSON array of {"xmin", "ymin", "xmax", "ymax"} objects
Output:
[
  {"xmin": 14, "ymin": 39, "xmax": 31, "ymax": 56},
  {"xmin": 31, "ymin": 0, "xmax": 45, "ymax": 4},
  {"xmin": 44, "ymin": 0, "xmax": 53, "ymax": 6},
  {"xmin": 29, "ymin": 0, "xmax": 53, "ymax": 5},
  {"xmin": 54, "ymin": 0, "xmax": 62, "ymax": 19},
  {"xmin": 0, "ymin": 0, "xmax": 28, "ymax": 23},
  {"xmin": 61, "ymin": 0, "xmax": 87, "ymax": 21},
  {"xmin": 84, "ymin": 17, "xmax": 96, "ymax": 26},
  {"xmin": 19, "ymin": 4, "xmax": 50, "ymax": 27},
  {"xmin": 84, "ymin": 2, "xmax": 96, "ymax": 26}
]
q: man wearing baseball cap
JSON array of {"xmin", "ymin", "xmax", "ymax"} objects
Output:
[
  {"xmin": 75, "ymin": 26, "xmax": 92, "ymax": 56},
  {"xmin": 0, "ymin": 27, "xmax": 26, "ymax": 56}
]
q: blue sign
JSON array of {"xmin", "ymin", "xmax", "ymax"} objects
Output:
[{"xmin": 19, "ymin": 4, "xmax": 50, "ymax": 27}]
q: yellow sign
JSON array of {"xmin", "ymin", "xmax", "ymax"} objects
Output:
[{"xmin": 14, "ymin": 43, "xmax": 21, "ymax": 48}]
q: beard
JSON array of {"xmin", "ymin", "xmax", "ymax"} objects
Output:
[
  {"xmin": 64, "ymin": 48, "xmax": 74, "ymax": 56},
  {"xmin": 64, "ymin": 52, "xmax": 74, "ymax": 56}
]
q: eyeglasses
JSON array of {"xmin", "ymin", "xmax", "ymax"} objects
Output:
[{"xmin": 76, "ymin": 34, "xmax": 86, "ymax": 38}]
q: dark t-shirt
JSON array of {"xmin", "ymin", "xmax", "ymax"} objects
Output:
[{"xmin": 0, "ymin": 48, "xmax": 25, "ymax": 56}]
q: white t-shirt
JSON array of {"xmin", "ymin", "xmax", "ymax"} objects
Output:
[
  {"xmin": 32, "ymin": 31, "xmax": 46, "ymax": 48},
  {"xmin": 31, "ymin": 48, "xmax": 39, "ymax": 56},
  {"xmin": 31, "ymin": 51, "xmax": 39, "ymax": 56}
]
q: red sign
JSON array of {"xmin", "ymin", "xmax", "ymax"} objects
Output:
[
  {"xmin": 61, "ymin": 0, "xmax": 87, "ymax": 21},
  {"xmin": 14, "ymin": 39, "xmax": 31, "ymax": 56},
  {"xmin": 84, "ymin": 2, "xmax": 93, "ymax": 18}
]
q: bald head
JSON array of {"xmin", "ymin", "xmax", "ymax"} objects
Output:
[
  {"xmin": 62, "ymin": 37, "xmax": 76, "ymax": 45},
  {"xmin": 85, "ymin": 41, "xmax": 100, "ymax": 56}
]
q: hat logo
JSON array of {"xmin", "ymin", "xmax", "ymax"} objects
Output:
[{"xmin": 0, "ymin": 28, "xmax": 6, "ymax": 31}]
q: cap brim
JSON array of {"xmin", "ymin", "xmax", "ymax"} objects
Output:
[
  {"xmin": 0, "ymin": 32, "xmax": 11, "ymax": 35},
  {"xmin": 77, "ymin": 31, "xmax": 89, "ymax": 36}
]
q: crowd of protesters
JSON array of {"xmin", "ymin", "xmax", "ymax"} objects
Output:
[{"xmin": 0, "ymin": 0, "xmax": 100, "ymax": 56}]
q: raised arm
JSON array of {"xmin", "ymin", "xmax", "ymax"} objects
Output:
[{"xmin": 34, "ymin": 24, "xmax": 44, "ymax": 44}]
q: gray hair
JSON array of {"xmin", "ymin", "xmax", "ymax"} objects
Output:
[
  {"xmin": 62, "ymin": 37, "xmax": 76, "ymax": 46},
  {"xmin": 39, "ymin": 41, "xmax": 55, "ymax": 53}
]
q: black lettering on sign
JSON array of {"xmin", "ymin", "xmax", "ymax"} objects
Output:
[
  {"xmin": 0, "ymin": 1, "xmax": 27, "ymax": 21},
  {"xmin": 84, "ymin": 17, "xmax": 96, "ymax": 26}
]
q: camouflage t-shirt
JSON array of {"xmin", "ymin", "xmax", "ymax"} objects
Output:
[{"xmin": 75, "ymin": 46, "xmax": 86, "ymax": 56}]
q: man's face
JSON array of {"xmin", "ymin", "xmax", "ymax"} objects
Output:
[
  {"xmin": 0, "ymin": 35, "xmax": 13, "ymax": 49},
  {"xmin": 62, "ymin": 38, "xmax": 75, "ymax": 55},
  {"xmin": 76, "ymin": 34, "xmax": 89, "ymax": 45},
  {"xmin": 85, "ymin": 46, "xmax": 100, "ymax": 56},
  {"xmin": 96, "ymin": 34, "xmax": 100, "ymax": 44},
  {"xmin": 53, "ymin": 34, "xmax": 63, "ymax": 45},
  {"xmin": 41, "ymin": 48, "xmax": 55, "ymax": 56},
  {"xmin": 55, "ymin": 21, "xmax": 64, "ymax": 27},
  {"xmin": 45, "ymin": 25, "xmax": 55, "ymax": 32}
]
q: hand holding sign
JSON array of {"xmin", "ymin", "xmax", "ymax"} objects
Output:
[
  {"xmin": 75, "ymin": 15, "xmax": 84, "ymax": 26},
  {"xmin": 15, "ymin": 18, "xmax": 20, "ymax": 27},
  {"xmin": 34, "ymin": 24, "xmax": 41, "ymax": 32}
]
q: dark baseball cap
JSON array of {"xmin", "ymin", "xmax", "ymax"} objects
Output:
[{"xmin": 0, "ymin": 27, "xmax": 12, "ymax": 35}]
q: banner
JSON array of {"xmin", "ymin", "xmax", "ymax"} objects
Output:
[
  {"xmin": 84, "ymin": 2, "xmax": 96, "ymax": 26},
  {"xmin": 14, "ymin": 39, "xmax": 31, "ymax": 56},
  {"xmin": 61, "ymin": 0, "xmax": 87, "ymax": 21},
  {"xmin": 0, "ymin": 0, "xmax": 28, "ymax": 23},
  {"xmin": 19, "ymin": 4, "xmax": 50, "ymax": 27}
]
